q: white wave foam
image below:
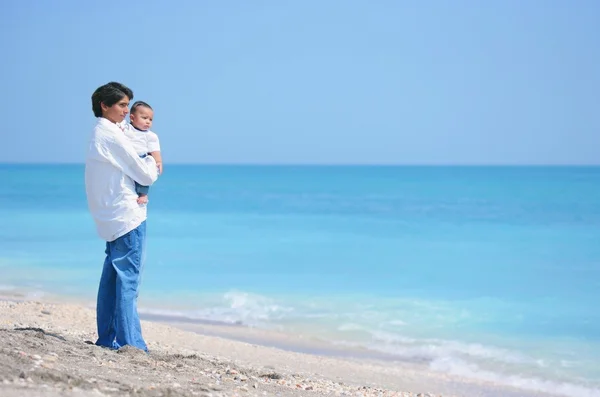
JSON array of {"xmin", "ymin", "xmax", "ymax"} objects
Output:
[
  {"xmin": 430, "ymin": 357, "xmax": 600, "ymax": 397},
  {"xmin": 369, "ymin": 330, "xmax": 535, "ymax": 365},
  {"xmin": 220, "ymin": 291, "xmax": 293, "ymax": 325},
  {"xmin": 331, "ymin": 332, "xmax": 599, "ymax": 396},
  {"xmin": 337, "ymin": 323, "xmax": 364, "ymax": 331},
  {"xmin": 24, "ymin": 290, "xmax": 45, "ymax": 299},
  {"xmin": 137, "ymin": 293, "xmax": 599, "ymax": 396},
  {"xmin": 141, "ymin": 290, "xmax": 294, "ymax": 327},
  {"xmin": 387, "ymin": 320, "xmax": 407, "ymax": 326}
]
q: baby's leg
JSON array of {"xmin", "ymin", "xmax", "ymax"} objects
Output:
[
  {"xmin": 137, "ymin": 194, "xmax": 148, "ymax": 205},
  {"xmin": 135, "ymin": 182, "xmax": 150, "ymax": 205}
]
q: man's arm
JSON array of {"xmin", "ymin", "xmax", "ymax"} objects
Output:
[{"xmin": 107, "ymin": 134, "xmax": 158, "ymax": 186}]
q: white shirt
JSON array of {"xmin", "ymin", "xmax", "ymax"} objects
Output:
[
  {"xmin": 120, "ymin": 122, "xmax": 161, "ymax": 156},
  {"xmin": 85, "ymin": 117, "xmax": 159, "ymax": 242}
]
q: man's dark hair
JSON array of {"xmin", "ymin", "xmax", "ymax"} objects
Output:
[
  {"xmin": 130, "ymin": 101, "xmax": 153, "ymax": 114},
  {"xmin": 91, "ymin": 82, "xmax": 134, "ymax": 117}
]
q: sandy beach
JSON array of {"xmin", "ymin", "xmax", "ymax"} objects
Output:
[{"xmin": 0, "ymin": 298, "xmax": 565, "ymax": 397}]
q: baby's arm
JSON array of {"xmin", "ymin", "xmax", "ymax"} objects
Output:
[
  {"xmin": 150, "ymin": 151, "xmax": 163, "ymax": 174},
  {"xmin": 147, "ymin": 131, "xmax": 162, "ymax": 174}
]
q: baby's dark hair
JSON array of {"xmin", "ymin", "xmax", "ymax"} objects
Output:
[{"xmin": 130, "ymin": 101, "xmax": 153, "ymax": 114}]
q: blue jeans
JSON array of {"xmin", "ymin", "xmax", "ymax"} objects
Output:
[
  {"xmin": 135, "ymin": 182, "xmax": 149, "ymax": 195},
  {"xmin": 95, "ymin": 221, "xmax": 148, "ymax": 352}
]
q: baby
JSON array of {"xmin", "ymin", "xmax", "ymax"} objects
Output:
[{"xmin": 122, "ymin": 101, "xmax": 163, "ymax": 204}]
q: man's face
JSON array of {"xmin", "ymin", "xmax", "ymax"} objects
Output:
[
  {"xmin": 129, "ymin": 106, "xmax": 154, "ymax": 131},
  {"xmin": 101, "ymin": 96, "xmax": 130, "ymax": 124}
]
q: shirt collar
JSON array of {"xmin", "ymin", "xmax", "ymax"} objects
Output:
[
  {"xmin": 97, "ymin": 117, "xmax": 124, "ymax": 133},
  {"xmin": 131, "ymin": 124, "xmax": 148, "ymax": 132}
]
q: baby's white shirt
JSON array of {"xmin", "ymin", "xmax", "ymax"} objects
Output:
[{"xmin": 120, "ymin": 122, "xmax": 161, "ymax": 156}]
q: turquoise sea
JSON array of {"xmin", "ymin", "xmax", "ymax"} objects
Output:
[{"xmin": 1, "ymin": 164, "xmax": 599, "ymax": 396}]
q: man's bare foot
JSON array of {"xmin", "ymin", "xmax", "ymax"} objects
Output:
[{"xmin": 137, "ymin": 195, "xmax": 149, "ymax": 205}]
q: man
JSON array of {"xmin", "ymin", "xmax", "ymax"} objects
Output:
[{"xmin": 85, "ymin": 82, "xmax": 159, "ymax": 352}]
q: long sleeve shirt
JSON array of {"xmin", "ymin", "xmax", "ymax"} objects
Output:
[{"xmin": 85, "ymin": 117, "xmax": 159, "ymax": 242}]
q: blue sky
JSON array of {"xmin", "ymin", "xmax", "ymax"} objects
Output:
[{"xmin": 1, "ymin": 1, "xmax": 598, "ymax": 165}]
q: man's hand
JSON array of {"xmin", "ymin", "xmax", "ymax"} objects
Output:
[{"xmin": 156, "ymin": 162, "xmax": 163, "ymax": 175}]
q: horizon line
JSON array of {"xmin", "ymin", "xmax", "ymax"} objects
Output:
[{"xmin": 1, "ymin": 162, "xmax": 599, "ymax": 167}]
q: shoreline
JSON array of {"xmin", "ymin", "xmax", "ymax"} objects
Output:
[
  {"xmin": 0, "ymin": 289, "xmax": 468, "ymax": 366},
  {"xmin": 140, "ymin": 312, "xmax": 423, "ymax": 364},
  {"xmin": 0, "ymin": 294, "xmax": 569, "ymax": 397}
]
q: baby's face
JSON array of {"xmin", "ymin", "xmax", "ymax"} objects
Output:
[{"xmin": 130, "ymin": 107, "xmax": 154, "ymax": 131}]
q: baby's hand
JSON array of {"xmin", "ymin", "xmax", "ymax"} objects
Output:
[{"xmin": 137, "ymin": 196, "xmax": 149, "ymax": 205}]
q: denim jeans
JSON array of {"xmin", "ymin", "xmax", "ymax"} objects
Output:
[
  {"xmin": 135, "ymin": 182, "xmax": 150, "ymax": 195},
  {"xmin": 95, "ymin": 221, "xmax": 148, "ymax": 352}
]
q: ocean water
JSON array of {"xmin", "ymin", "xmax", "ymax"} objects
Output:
[{"xmin": 1, "ymin": 164, "xmax": 599, "ymax": 396}]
